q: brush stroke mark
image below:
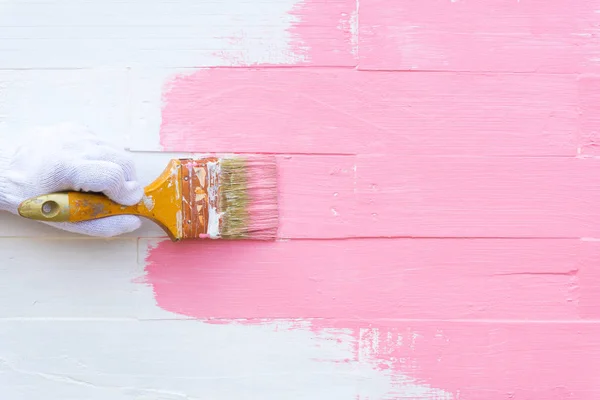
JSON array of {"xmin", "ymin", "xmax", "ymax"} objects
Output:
[
  {"xmin": 212, "ymin": 0, "xmax": 357, "ymax": 67},
  {"xmin": 159, "ymin": 68, "xmax": 587, "ymax": 156},
  {"xmin": 144, "ymin": 239, "xmax": 593, "ymax": 321},
  {"xmin": 359, "ymin": 0, "xmax": 600, "ymax": 73}
]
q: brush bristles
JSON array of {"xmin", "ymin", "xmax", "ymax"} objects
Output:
[{"xmin": 219, "ymin": 156, "xmax": 279, "ymax": 240}]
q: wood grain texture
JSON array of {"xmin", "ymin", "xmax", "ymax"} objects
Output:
[
  {"xmin": 149, "ymin": 68, "xmax": 585, "ymax": 156},
  {"xmin": 0, "ymin": 319, "xmax": 415, "ymax": 400},
  {"xmin": 0, "ymin": 238, "xmax": 167, "ymax": 319},
  {"xmin": 0, "ymin": 0, "xmax": 355, "ymax": 68},
  {"xmin": 358, "ymin": 0, "xmax": 600, "ymax": 73}
]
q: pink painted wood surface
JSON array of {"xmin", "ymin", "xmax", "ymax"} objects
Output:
[
  {"xmin": 578, "ymin": 74, "xmax": 600, "ymax": 155},
  {"xmin": 359, "ymin": 0, "xmax": 600, "ymax": 73},
  {"xmin": 144, "ymin": 238, "xmax": 596, "ymax": 320},
  {"xmin": 142, "ymin": 0, "xmax": 600, "ymax": 397},
  {"xmin": 159, "ymin": 68, "xmax": 586, "ymax": 156}
]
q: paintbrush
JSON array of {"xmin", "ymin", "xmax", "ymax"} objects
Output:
[{"xmin": 16, "ymin": 156, "xmax": 279, "ymax": 241}]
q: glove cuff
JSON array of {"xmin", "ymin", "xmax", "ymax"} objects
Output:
[{"xmin": 0, "ymin": 147, "xmax": 16, "ymax": 212}]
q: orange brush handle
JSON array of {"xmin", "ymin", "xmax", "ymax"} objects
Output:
[
  {"xmin": 17, "ymin": 159, "xmax": 185, "ymax": 241},
  {"xmin": 17, "ymin": 191, "xmax": 152, "ymax": 222},
  {"xmin": 73, "ymin": 191, "xmax": 150, "ymax": 222}
]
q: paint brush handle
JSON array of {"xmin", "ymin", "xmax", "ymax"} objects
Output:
[
  {"xmin": 17, "ymin": 192, "xmax": 149, "ymax": 223},
  {"xmin": 17, "ymin": 159, "xmax": 185, "ymax": 241}
]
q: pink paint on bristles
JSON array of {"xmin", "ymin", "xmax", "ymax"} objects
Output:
[
  {"xmin": 246, "ymin": 156, "xmax": 279, "ymax": 240},
  {"xmin": 245, "ymin": 156, "xmax": 279, "ymax": 240},
  {"xmin": 220, "ymin": 155, "xmax": 279, "ymax": 240}
]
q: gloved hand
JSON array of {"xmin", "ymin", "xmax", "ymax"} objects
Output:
[{"xmin": 0, "ymin": 123, "xmax": 144, "ymax": 237}]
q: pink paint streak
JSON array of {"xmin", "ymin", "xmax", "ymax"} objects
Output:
[
  {"xmin": 359, "ymin": 0, "xmax": 600, "ymax": 73},
  {"xmin": 240, "ymin": 156, "xmax": 279, "ymax": 239},
  {"xmin": 159, "ymin": 68, "xmax": 585, "ymax": 156}
]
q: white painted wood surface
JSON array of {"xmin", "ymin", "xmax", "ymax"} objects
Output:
[
  {"xmin": 0, "ymin": 1, "xmax": 422, "ymax": 398},
  {"xmin": 0, "ymin": 0, "xmax": 303, "ymax": 68}
]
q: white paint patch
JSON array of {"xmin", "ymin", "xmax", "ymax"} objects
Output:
[
  {"xmin": 175, "ymin": 210, "xmax": 183, "ymax": 238},
  {"xmin": 171, "ymin": 163, "xmax": 180, "ymax": 201},
  {"xmin": 206, "ymin": 160, "xmax": 223, "ymax": 238},
  {"xmin": 581, "ymin": 237, "xmax": 600, "ymax": 242},
  {"xmin": 341, "ymin": 7, "xmax": 359, "ymax": 56},
  {"xmin": 141, "ymin": 195, "xmax": 155, "ymax": 211}
]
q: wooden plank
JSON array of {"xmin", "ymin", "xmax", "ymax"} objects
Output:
[
  {"xmin": 279, "ymin": 155, "xmax": 600, "ymax": 239},
  {"xmin": 141, "ymin": 238, "xmax": 599, "ymax": 320},
  {"xmin": 140, "ymin": 68, "xmax": 583, "ymax": 156},
  {"xmin": 0, "ymin": 0, "xmax": 355, "ymax": 68},
  {"xmin": 2, "ymin": 318, "xmax": 597, "ymax": 398},
  {"xmin": 0, "ymin": 238, "xmax": 169, "ymax": 319},
  {"xmin": 358, "ymin": 0, "xmax": 600, "ymax": 73},
  {"xmin": 0, "ymin": 319, "xmax": 421, "ymax": 399},
  {"xmin": 352, "ymin": 154, "xmax": 600, "ymax": 238}
]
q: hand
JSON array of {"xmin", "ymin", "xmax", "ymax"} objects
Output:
[{"xmin": 0, "ymin": 123, "xmax": 144, "ymax": 237}]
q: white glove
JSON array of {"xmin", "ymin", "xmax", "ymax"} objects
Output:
[{"xmin": 0, "ymin": 123, "xmax": 144, "ymax": 237}]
